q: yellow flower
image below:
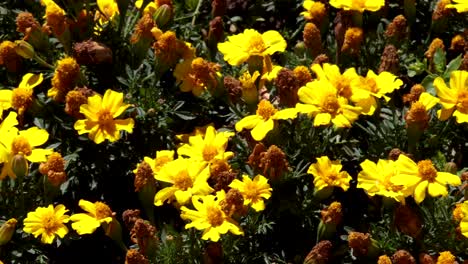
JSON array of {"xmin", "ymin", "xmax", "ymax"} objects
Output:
[
  {"xmin": 154, "ymin": 158, "xmax": 214, "ymax": 206},
  {"xmin": 23, "ymin": 204, "xmax": 69, "ymax": 244},
  {"xmin": 0, "ymin": 73, "xmax": 43, "ymax": 117},
  {"xmin": 301, "ymin": 0, "xmax": 327, "ymax": 22},
  {"xmin": 239, "ymin": 71, "xmax": 260, "ymax": 104},
  {"xmin": 436, "ymin": 251, "xmax": 456, "ymax": 264},
  {"xmin": 357, "ymin": 159, "xmax": 405, "ymax": 202},
  {"xmin": 48, "ymin": 57, "xmax": 80, "ymax": 102},
  {"xmin": 134, "ymin": 150, "xmax": 175, "ymax": 177},
  {"xmin": 433, "ymin": 70, "xmax": 468, "ymax": 123},
  {"xmin": 311, "ymin": 63, "xmax": 360, "ymax": 100},
  {"xmin": 350, "ymin": 70, "xmax": 403, "ymax": 115},
  {"xmin": 329, "ymin": 0, "xmax": 385, "ymax": 12},
  {"xmin": 446, "ymin": 0, "xmax": 468, "ymax": 12},
  {"xmin": 177, "ymin": 125, "xmax": 234, "ymax": 167},
  {"xmin": 136, "ymin": 0, "xmax": 173, "ymax": 15},
  {"xmin": 391, "ymin": 155, "xmax": 461, "ymax": 204},
  {"xmin": 40, "ymin": 0, "xmax": 67, "ymax": 35},
  {"xmin": 180, "ymin": 190, "xmax": 244, "ymax": 242},
  {"xmin": 459, "ymin": 201, "xmax": 468, "ymax": 237},
  {"xmin": 217, "ymin": 29, "xmax": 286, "ymax": 66},
  {"xmin": 0, "ymin": 117, "xmax": 53, "ymax": 180},
  {"xmin": 74, "ymin": 89, "xmax": 134, "ymax": 144},
  {"xmin": 296, "ymin": 79, "xmax": 362, "ymax": 127},
  {"xmin": 97, "ymin": 0, "xmax": 119, "ymax": 20},
  {"xmin": 173, "ymin": 57, "xmax": 221, "ymax": 96},
  {"xmin": 229, "ymin": 174, "xmax": 272, "ymax": 211},
  {"xmin": 235, "ymin": 100, "xmax": 298, "ymax": 141},
  {"xmin": 70, "ymin": 200, "xmax": 114, "ymax": 235},
  {"xmin": 308, "ymin": 156, "xmax": 352, "ymax": 191}
]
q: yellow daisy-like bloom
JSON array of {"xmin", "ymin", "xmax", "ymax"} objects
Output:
[
  {"xmin": 97, "ymin": 0, "xmax": 119, "ymax": 20},
  {"xmin": 136, "ymin": 0, "xmax": 173, "ymax": 15},
  {"xmin": 301, "ymin": 0, "xmax": 327, "ymax": 22},
  {"xmin": 229, "ymin": 174, "xmax": 272, "ymax": 211},
  {"xmin": 173, "ymin": 57, "xmax": 221, "ymax": 96},
  {"xmin": 23, "ymin": 204, "xmax": 69, "ymax": 244},
  {"xmin": 436, "ymin": 251, "xmax": 456, "ymax": 264},
  {"xmin": 40, "ymin": 0, "xmax": 67, "ymax": 35},
  {"xmin": 296, "ymin": 79, "xmax": 362, "ymax": 127},
  {"xmin": 74, "ymin": 89, "xmax": 134, "ymax": 144},
  {"xmin": 446, "ymin": 0, "xmax": 468, "ymax": 12},
  {"xmin": 311, "ymin": 63, "xmax": 361, "ymax": 100},
  {"xmin": 69, "ymin": 199, "xmax": 114, "ymax": 235},
  {"xmin": 235, "ymin": 100, "xmax": 298, "ymax": 141},
  {"xmin": 350, "ymin": 70, "xmax": 403, "ymax": 115},
  {"xmin": 217, "ymin": 29, "xmax": 287, "ymax": 66},
  {"xmin": 308, "ymin": 156, "xmax": 352, "ymax": 191},
  {"xmin": 357, "ymin": 159, "xmax": 405, "ymax": 202},
  {"xmin": 0, "ymin": 117, "xmax": 53, "ymax": 180},
  {"xmin": 459, "ymin": 201, "xmax": 468, "ymax": 237},
  {"xmin": 432, "ymin": 70, "xmax": 468, "ymax": 123},
  {"xmin": 154, "ymin": 158, "xmax": 214, "ymax": 206},
  {"xmin": 239, "ymin": 70, "xmax": 260, "ymax": 104},
  {"xmin": 329, "ymin": 0, "xmax": 385, "ymax": 12},
  {"xmin": 177, "ymin": 125, "xmax": 234, "ymax": 167},
  {"xmin": 134, "ymin": 150, "xmax": 174, "ymax": 177},
  {"xmin": 180, "ymin": 190, "xmax": 244, "ymax": 242},
  {"xmin": 0, "ymin": 73, "xmax": 43, "ymax": 117},
  {"xmin": 391, "ymin": 155, "xmax": 461, "ymax": 204}
]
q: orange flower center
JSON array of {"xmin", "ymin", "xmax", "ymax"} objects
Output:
[
  {"xmin": 41, "ymin": 211, "xmax": 60, "ymax": 232},
  {"xmin": 324, "ymin": 171, "xmax": 338, "ymax": 185},
  {"xmin": 417, "ymin": 160, "xmax": 438, "ymax": 182},
  {"xmin": 97, "ymin": 109, "xmax": 115, "ymax": 131},
  {"xmin": 206, "ymin": 206, "xmax": 224, "ymax": 227},
  {"xmin": 256, "ymin": 100, "xmax": 278, "ymax": 120},
  {"xmin": 202, "ymin": 144, "xmax": 218, "ymax": 161},
  {"xmin": 243, "ymin": 181, "xmax": 260, "ymax": 200},
  {"xmin": 173, "ymin": 171, "xmax": 193, "ymax": 190},
  {"xmin": 247, "ymin": 35, "xmax": 267, "ymax": 54},
  {"xmin": 364, "ymin": 77, "xmax": 378, "ymax": 94},
  {"xmin": 12, "ymin": 136, "xmax": 32, "ymax": 156},
  {"xmin": 336, "ymin": 77, "xmax": 353, "ymax": 99},
  {"xmin": 155, "ymin": 156, "xmax": 172, "ymax": 168},
  {"xmin": 322, "ymin": 94, "xmax": 340, "ymax": 114},
  {"xmin": 12, "ymin": 87, "xmax": 33, "ymax": 112},
  {"xmin": 94, "ymin": 202, "xmax": 113, "ymax": 220},
  {"xmin": 457, "ymin": 90, "xmax": 468, "ymax": 109}
]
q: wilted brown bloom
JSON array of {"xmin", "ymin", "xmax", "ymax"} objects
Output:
[
  {"xmin": 220, "ymin": 188, "xmax": 245, "ymax": 217},
  {"xmin": 248, "ymin": 143, "xmax": 267, "ymax": 168},
  {"xmin": 39, "ymin": 152, "xmax": 67, "ymax": 186},
  {"xmin": 341, "ymin": 27, "xmax": 363, "ymax": 55},
  {"xmin": 224, "ymin": 76, "xmax": 242, "ymax": 103},
  {"xmin": 453, "ymin": 203, "xmax": 465, "ymax": 222},
  {"xmin": 203, "ymin": 242, "xmax": 224, "ymax": 264},
  {"xmin": 134, "ymin": 161, "xmax": 155, "ymax": 192},
  {"xmin": 208, "ymin": 16, "xmax": 224, "ymax": 45},
  {"xmin": 403, "ymin": 84, "xmax": 425, "ymax": 104},
  {"xmin": 131, "ymin": 13, "xmax": 155, "ymax": 44},
  {"xmin": 152, "ymin": 29, "xmax": 194, "ymax": 68},
  {"xmin": 259, "ymin": 145, "xmax": 289, "ymax": 180},
  {"xmin": 334, "ymin": 11, "xmax": 352, "ymax": 51},
  {"xmin": 436, "ymin": 251, "xmax": 457, "ymax": 264},
  {"xmin": 461, "ymin": 171, "xmax": 468, "ymax": 182},
  {"xmin": 388, "ymin": 148, "xmax": 404, "ymax": 161},
  {"xmin": 73, "ymin": 40, "xmax": 113, "ymax": 65},
  {"xmin": 303, "ymin": 240, "xmax": 333, "ymax": 264},
  {"xmin": 321, "ymin": 202, "xmax": 343, "ymax": 225},
  {"xmin": 212, "ymin": 0, "xmax": 227, "ymax": 17},
  {"xmin": 312, "ymin": 54, "xmax": 330, "ymax": 66},
  {"xmin": 293, "ymin": 66, "xmax": 312, "ymax": 87},
  {"xmin": 432, "ymin": 0, "xmax": 452, "ymax": 21},
  {"xmin": 348, "ymin": 232, "xmax": 370, "ymax": 256},
  {"xmin": 122, "ymin": 209, "xmax": 141, "ymax": 230},
  {"xmin": 303, "ymin": 22, "xmax": 322, "ymax": 58},
  {"xmin": 16, "ymin": 12, "xmax": 40, "ymax": 34},
  {"xmin": 419, "ymin": 253, "xmax": 436, "ymax": 264},
  {"xmin": 65, "ymin": 87, "xmax": 94, "ymax": 118},
  {"xmin": 394, "ymin": 204, "xmax": 422, "ymax": 238},
  {"xmin": 425, "ymin": 38, "xmax": 445, "ymax": 60},
  {"xmin": 0, "ymin": 41, "xmax": 22, "ymax": 72},
  {"xmin": 378, "ymin": 255, "xmax": 393, "ymax": 264},
  {"xmin": 392, "ymin": 250, "xmax": 416, "ymax": 264},
  {"xmin": 125, "ymin": 249, "xmax": 149, "ymax": 264},
  {"xmin": 379, "ymin": 45, "xmax": 399, "ymax": 74},
  {"xmin": 209, "ymin": 160, "xmax": 236, "ymax": 191},
  {"xmin": 385, "ymin": 15, "xmax": 407, "ymax": 41},
  {"xmin": 405, "ymin": 101, "xmax": 430, "ymax": 130},
  {"xmin": 275, "ymin": 68, "xmax": 300, "ymax": 107},
  {"xmin": 450, "ymin": 35, "xmax": 466, "ymax": 54},
  {"xmin": 49, "ymin": 57, "xmax": 81, "ymax": 102},
  {"xmin": 131, "ymin": 219, "xmax": 158, "ymax": 255}
]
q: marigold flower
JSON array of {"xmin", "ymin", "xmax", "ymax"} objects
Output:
[
  {"xmin": 235, "ymin": 99, "xmax": 298, "ymax": 141},
  {"xmin": 229, "ymin": 174, "xmax": 272, "ymax": 212},
  {"xmin": 131, "ymin": 13, "xmax": 155, "ymax": 44},
  {"xmin": 341, "ymin": 27, "xmax": 363, "ymax": 54},
  {"xmin": 125, "ymin": 249, "xmax": 149, "ymax": 264},
  {"xmin": 173, "ymin": 57, "xmax": 221, "ymax": 96},
  {"xmin": 403, "ymin": 84, "xmax": 425, "ymax": 104},
  {"xmin": 301, "ymin": 0, "xmax": 327, "ymax": 25},
  {"xmin": 459, "ymin": 201, "xmax": 468, "ymax": 237},
  {"xmin": 321, "ymin": 201, "xmax": 343, "ymax": 225},
  {"xmin": 311, "ymin": 63, "xmax": 359, "ymax": 99},
  {"xmin": 432, "ymin": 70, "xmax": 468, "ymax": 123},
  {"xmin": 39, "ymin": 152, "xmax": 66, "ymax": 186},
  {"xmin": 296, "ymin": 79, "xmax": 362, "ymax": 127},
  {"xmin": 392, "ymin": 155, "xmax": 461, "ymax": 204},
  {"xmin": 0, "ymin": 73, "xmax": 43, "ymax": 118},
  {"xmin": 70, "ymin": 199, "xmax": 114, "ymax": 235},
  {"xmin": 378, "ymin": 255, "xmax": 392, "ymax": 264},
  {"xmin": 23, "ymin": 204, "xmax": 69, "ymax": 244},
  {"xmin": 258, "ymin": 145, "xmax": 289, "ymax": 180},
  {"xmin": 0, "ymin": 218, "xmax": 17, "ymax": 246},
  {"xmin": 453, "ymin": 203, "xmax": 465, "ymax": 222},
  {"xmin": 180, "ymin": 190, "xmax": 244, "ymax": 242},
  {"xmin": 405, "ymin": 92, "xmax": 439, "ymax": 130},
  {"xmin": 0, "ymin": 113, "xmax": 53, "ymax": 180},
  {"xmin": 74, "ymin": 89, "xmax": 134, "ymax": 144},
  {"xmin": 392, "ymin": 250, "xmax": 416, "ymax": 264},
  {"xmin": 303, "ymin": 240, "xmax": 333, "ymax": 264},
  {"xmin": 217, "ymin": 29, "xmax": 286, "ymax": 66},
  {"xmin": 40, "ymin": 0, "xmax": 67, "ymax": 36},
  {"xmin": 329, "ymin": 0, "xmax": 385, "ymax": 12},
  {"xmin": 154, "ymin": 158, "xmax": 214, "ymax": 206},
  {"xmin": 96, "ymin": 0, "xmax": 119, "ymax": 23},
  {"xmin": 130, "ymin": 219, "xmax": 158, "ymax": 255},
  {"xmin": 308, "ymin": 156, "xmax": 352, "ymax": 191},
  {"xmin": 446, "ymin": 0, "xmax": 468, "ymax": 12},
  {"xmin": 425, "ymin": 38, "xmax": 445, "ymax": 60},
  {"xmin": 152, "ymin": 29, "xmax": 195, "ymax": 68},
  {"xmin": 136, "ymin": 150, "xmax": 174, "ymax": 180},
  {"xmin": 135, "ymin": 0, "xmax": 173, "ymax": 15},
  {"xmin": 65, "ymin": 88, "xmax": 95, "ymax": 118},
  {"xmin": 0, "ymin": 41, "xmax": 22, "ymax": 72},
  {"xmin": 16, "ymin": 12, "xmax": 41, "ymax": 34},
  {"xmin": 357, "ymin": 159, "xmax": 405, "ymax": 202},
  {"xmin": 436, "ymin": 251, "xmax": 456, "ymax": 264},
  {"xmin": 48, "ymin": 57, "xmax": 81, "ymax": 102},
  {"xmin": 219, "ymin": 188, "xmax": 245, "ymax": 217}
]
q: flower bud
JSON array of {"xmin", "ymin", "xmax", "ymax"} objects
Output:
[
  {"xmin": 303, "ymin": 240, "xmax": 332, "ymax": 264},
  {"xmin": 444, "ymin": 162, "xmax": 458, "ymax": 174},
  {"xmin": 392, "ymin": 250, "xmax": 416, "ymax": 264},
  {"xmin": 14, "ymin": 40, "xmax": 35, "ymax": 59},
  {"xmin": 10, "ymin": 154, "xmax": 29, "ymax": 180},
  {"xmin": 154, "ymin": 4, "xmax": 172, "ymax": 29},
  {"xmin": 0, "ymin": 218, "xmax": 17, "ymax": 246}
]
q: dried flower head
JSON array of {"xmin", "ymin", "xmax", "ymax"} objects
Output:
[
  {"xmin": 392, "ymin": 250, "xmax": 416, "ymax": 264},
  {"xmin": 425, "ymin": 38, "xmax": 445, "ymax": 60},
  {"xmin": 303, "ymin": 240, "xmax": 333, "ymax": 264},
  {"xmin": 134, "ymin": 161, "xmax": 155, "ymax": 192},
  {"xmin": 453, "ymin": 203, "xmax": 465, "ymax": 222},
  {"xmin": 152, "ymin": 29, "xmax": 194, "ymax": 68},
  {"xmin": 73, "ymin": 40, "xmax": 113, "ymax": 65},
  {"xmin": 388, "ymin": 148, "xmax": 404, "ymax": 161},
  {"xmin": 122, "ymin": 209, "xmax": 141, "ymax": 230},
  {"xmin": 450, "ymin": 34, "xmax": 466, "ymax": 54},
  {"xmin": 39, "ymin": 152, "xmax": 67, "ymax": 186},
  {"xmin": 219, "ymin": 188, "xmax": 245, "ymax": 217},
  {"xmin": 275, "ymin": 68, "xmax": 300, "ymax": 107},
  {"xmin": 385, "ymin": 15, "xmax": 407, "ymax": 41},
  {"xmin": 419, "ymin": 253, "xmax": 436, "ymax": 264},
  {"xmin": 48, "ymin": 57, "xmax": 81, "ymax": 102},
  {"xmin": 342, "ymin": 27, "xmax": 363, "ymax": 55},
  {"xmin": 125, "ymin": 249, "xmax": 149, "ymax": 264},
  {"xmin": 403, "ymin": 84, "xmax": 425, "ymax": 104},
  {"xmin": 208, "ymin": 16, "xmax": 224, "ymax": 44},
  {"xmin": 394, "ymin": 204, "xmax": 422, "ymax": 238},
  {"xmin": 432, "ymin": 0, "xmax": 453, "ymax": 21},
  {"xmin": 131, "ymin": 13, "xmax": 155, "ymax": 44},
  {"xmin": 293, "ymin": 66, "xmax": 312, "ymax": 86},
  {"xmin": 321, "ymin": 202, "xmax": 343, "ymax": 225},
  {"xmin": 16, "ymin": 12, "xmax": 41, "ymax": 34},
  {"xmin": 131, "ymin": 219, "xmax": 158, "ymax": 255},
  {"xmin": 312, "ymin": 54, "xmax": 330, "ymax": 66},
  {"xmin": 303, "ymin": 22, "xmax": 322, "ymax": 57},
  {"xmin": 65, "ymin": 88, "xmax": 90, "ymax": 119},
  {"xmin": 0, "ymin": 41, "xmax": 22, "ymax": 72},
  {"xmin": 348, "ymin": 232, "xmax": 371, "ymax": 256},
  {"xmin": 258, "ymin": 145, "xmax": 289, "ymax": 180},
  {"xmin": 211, "ymin": 0, "xmax": 226, "ymax": 17},
  {"xmin": 224, "ymin": 76, "xmax": 242, "ymax": 103},
  {"xmin": 378, "ymin": 44, "xmax": 399, "ymax": 74}
]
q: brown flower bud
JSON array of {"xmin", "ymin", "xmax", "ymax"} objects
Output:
[
  {"xmin": 394, "ymin": 204, "xmax": 422, "ymax": 238},
  {"xmin": 403, "ymin": 84, "xmax": 425, "ymax": 104},
  {"xmin": 321, "ymin": 202, "xmax": 343, "ymax": 225},
  {"xmin": 73, "ymin": 40, "xmax": 113, "ymax": 65},
  {"xmin": 450, "ymin": 34, "xmax": 466, "ymax": 54},
  {"xmin": 275, "ymin": 68, "xmax": 300, "ymax": 107},
  {"xmin": 378, "ymin": 45, "xmax": 399, "ymax": 74},
  {"xmin": 130, "ymin": 219, "xmax": 158, "ymax": 256},
  {"xmin": 303, "ymin": 240, "xmax": 333, "ymax": 264},
  {"xmin": 154, "ymin": 4, "xmax": 173, "ymax": 28},
  {"xmin": 208, "ymin": 16, "xmax": 224, "ymax": 45},
  {"xmin": 432, "ymin": 0, "xmax": 452, "ymax": 21},
  {"xmin": 388, "ymin": 148, "xmax": 404, "ymax": 161},
  {"xmin": 312, "ymin": 54, "xmax": 329, "ymax": 66},
  {"xmin": 385, "ymin": 15, "xmax": 407, "ymax": 42},
  {"xmin": 303, "ymin": 23, "xmax": 322, "ymax": 58},
  {"xmin": 125, "ymin": 249, "xmax": 149, "ymax": 264},
  {"xmin": 425, "ymin": 38, "xmax": 445, "ymax": 60},
  {"xmin": 10, "ymin": 154, "xmax": 29, "ymax": 180},
  {"xmin": 294, "ymin": 66, "xmax": 313, "ymax": 87},
  {"xmin": 220, "ymin": 188, "xmax": 245, "ymax": 217},
  {"xmin": 348, "ymin": 232, "xmax": 371, "ymax": 257},
  {"xmin": 259, "ymin": 145, "xmax": 289, "ymax": 180},
  {"xmin": 419, "ymin": 253, "xmax": 435, "ymax": 264},
  {"xmin": 392, "ymin": 250, "xmax": 416, "ymax": 264},
  {"xmin": 0, "ymin": 218, "xmax": 17, "ymax": 246},
  {"xmin": 461, "ymin": 171, "xmax": 468, "ymax": 182},
  {"xmin": 224, "ymin": 76, "xmax": 242, "ymax": 103},
  {"xmin": 122, "ymin": 209, "xmax": 141, "ymax": 230},
  {"xmin": 134, "ymin": 161, "xmax": 155, "ymax": 192},
  {"xmin": 212, "ymin": 0, "xmax": 226, "ymax": 17},
  {"xmin": 342, "ymin": 27, "xmax": 363, "ymax": 55}
]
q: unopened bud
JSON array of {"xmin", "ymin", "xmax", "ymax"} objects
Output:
[
  {"xmin": 444, "ymin": 162, "xmax": 458, "ymax": 174},
  {"xmin": 154, "ymin": 4, "xmax": 172, "ymax": 28},
  {"xmin": 10, "ymin": 154, "xmax": 29, "ymax": 180},
  {"xmin": 0, "ymin": 218, "xmax": 17, "ymax": 246},
  {"xmin": 14, "ymin": 40, "xmax": 35, "ymax": 59}
]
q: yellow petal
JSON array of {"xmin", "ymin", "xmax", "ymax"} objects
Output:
[
  {"xmin": 427, "ymin": 182, "xmax": 447, "ymax": 197},
  {"xmin": 250, "ymin": 118, "xmax": 274, "ymax": 141},
  {"xmin": 19, "ymin": 127, "xmax": 49, "ymax": 147},
  {"xmin": 154, "ymin": 187, "xmax": 177, "ymax": 206},
  {"xmin": 235, "ymin": 115, "xmax": 262, "ymax": 132},
  {"xmin": 19, "ymin": 73, "xmax": 43, "ymax": 90},
  {"xmin": 414, "ymin": 180, "xmax": 428, "ymax": 204}
]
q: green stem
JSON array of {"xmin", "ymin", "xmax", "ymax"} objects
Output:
[
  {"xmin": 33, "ymin": 54, "xmax": 55, "ymax": 70},
  {"xmin": 191, "ymin": 0, "xmax": 203, "ymax": 26}
]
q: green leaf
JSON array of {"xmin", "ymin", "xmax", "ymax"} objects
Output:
[
  {"xmin": 433, "ymin": 48, "xmax": 446, "ymax": 74},
  {"xmin": 421, "ymin": 74, "xmax": 438, "ymax": 95},
  {"xmin": 443, "ymin": 54, "xmax": 462, "ymax": 78}
]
